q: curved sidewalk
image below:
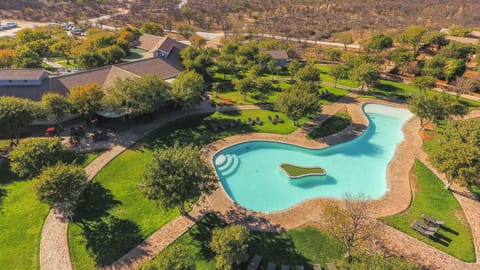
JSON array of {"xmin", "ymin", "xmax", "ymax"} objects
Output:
[{"xmin": 39, "ymin": 103, "xmax": 266, "ymax": 270}]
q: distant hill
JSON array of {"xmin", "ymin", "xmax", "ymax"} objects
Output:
[{"xmin": 0, "ymin": 0, "xmax": 127, "ymax": 22}]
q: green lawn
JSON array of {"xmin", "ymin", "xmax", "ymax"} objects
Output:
[
  {"xmin": 383, "ymin": 160, "xmax": 475, "ymax": 262},
  {"xmin": 140, "ymin": 214, "xmax": 345, "ymax": 270},
  {"xmin": 69, "ymin": 110, "xmax": 305, "ymax": 269},
  {"xmin": 308, "ymin": 108, "xmax": 352, "ymax": 139},
  {"xmin": 122, "ymin": 48, "xmax": 147, "ymax": 62},
  {"xmin": 53, "ymin": 57, "xmax": 79, "ymax": 68},
  {"xmin": 369, "ymin": 80, "xmax": 480, "ymax": 109},
  {"xmin": 315, "ymin": 64, "xmax": 360, "ymax": 88},
  {"xmin": 0, "ymin": 151, "xmax": 101, "ymax": 270},
  {"xmin": 0, "ymin": 139, "xmax": 9, "ymax": 151},
  {"xmin": 280, "ymin": 164, "xmax": 325, "ymax": 177}
]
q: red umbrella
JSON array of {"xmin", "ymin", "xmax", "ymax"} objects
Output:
[{"xmin": 46, "ymin": 127, "xmax": 55, "ymax": 132}]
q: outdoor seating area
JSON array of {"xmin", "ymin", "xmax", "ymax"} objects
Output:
[
  {"xmin": 209, "ymin": 119, "xmax": 244, "ymax": 132},
  {"xmin": 410, "ymin": 214, "xmax": 446, "ymax": 238},
  {"xmin": 268, "ymin": 114, "xmax": 285, "ymax": 125}
]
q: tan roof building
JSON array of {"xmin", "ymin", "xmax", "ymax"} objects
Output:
[{"xmin": 445, "ymin": 36, "xmax": 479, "ymax": 45}]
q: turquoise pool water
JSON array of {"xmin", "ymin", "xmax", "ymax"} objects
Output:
[{"xmin": 213, "ymin": 103, "xmax": 413, "ymax": 212}]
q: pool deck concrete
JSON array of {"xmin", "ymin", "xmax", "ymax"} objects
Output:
[{"xmin": 201, "ymin": 95, "xmax": 422, "ymax": 226}]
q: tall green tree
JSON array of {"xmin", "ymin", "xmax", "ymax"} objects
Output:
[
  {"xmin": 68, "ymin": 83, "xmax": 105, "ymax": 120},
  {"xmin": 171, "ymin": 71, "xmax": 206, "ymax": 110},
  {"xmin": 36, "ymin": 163, "xmax": 87, "ymax": 219},
  {"xmin": 391, "ymin": 48, "xmax": 415, "ymax": 74},
  {"xmin": 50, "ymin": 34, "xmax": 74, "ymax": 64},
  {"xmin": 351, "ymin": 63, "xmax": 380, "ymax": 91},
  {"xmin": 149, "ymin": 246, "xmax": 193, "ymax": 270},
  {"xmin": 368, "ymin": 34, "xmax": 393, "ymax": 52},
  {"xmin": 211, "ymin": 225, "xmax": 250, "ymax": 270},
  {"xmin": 267, "ymin": 59, "xmax": 281, "ymax": 79},
  {"xmin": 140, "ymin": 144, "xmax": 216, "ymax": 215},
  {"xmin": 412, "ymin": 76, "xmax": 436, "ymax": 92},
  {"xmin": 287, "ymin": 59, "xmax": 302, "ymax": 80},
  {"xmin": 180, "ymin": 46, "xmax": 214, "ymax": 81},
  {"xmin": 8, "ymin": 138, "xmax": 68, "ymax": 178},
  {"xmin": 295, "ymin": 65, "xmax": 320, "ymax": 82},
  {"xmin": 429, "ymin": 119, "xmax": 480, "ymax": 189},
  {"xmin": 0, "ymin": 96, "xmax": 39, "ymax": 144},
  {"xmin": 233, "ymin": 77, "xmax": 256, "ymax": 101},
  {"xmin": 275, "ymin": 82, "xmax": 321, "ymax": 125},
  {"xmin": 141, "ymin": 22, "xmax": 164, "ymax": 36},
  {"xmin": 105, "ymin": 74, "xmax": 169, "ymax": 116},
  {"xmin": 41, "ymin": 93, "xmax": 70, "ymax": 128},
  {"xmin": 15, "ymin": 45, "xmax": 42, "ymax": 68},
  {"xmin": 396, "ymin": 26, "xmax": 427, "ymax": 54},
  {"xmin": 328, "ymin": 64, "xmax": 349, "ymax": 88}
]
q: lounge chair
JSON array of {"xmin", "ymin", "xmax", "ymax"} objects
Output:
[
  {"xmin": 312, "ymin": 264, "xmax": 322, "ymax": 270},
  {"xmin": 422, "ymin": 214, "xmax": 445, "ymax": 226},
  {"xmin": 415, "ymin": 220, "xmax": 439, "ymax": 232},
  {"xmin": 411, "ymin": 221, "xmax": 436, "ymax": 237},
  {"xmin": 236, "ymin": 119, "xmax": 244, "ymax": 126},
  {"xmin": 296, "ymin": 266, "xmax": 305, "ymax": 270},
  {"xmin": 281, "ymin": 265, "xmax": 289, "ymax": 270},
  {"xmin": 247, "ymin": 254, "xmax": 262, "ymax": 270},
  {"xmin": 268, "ymin": 115, "xmax": 277, "ymax": 124},
  {"xmin": 326, "ymin": 263, "xmax": 337, "ymax": 270},
  {"xmin": 275, "ymin": 114, "xmax": 284, "ymax": 123},
  {"xmin": 256, "ymin": 117, "xmax": 263, "ymax": 125},
  {"xmin": 247, "ymin": 117, "xmax": 255, "ymax": 126},
  {"xmin": 266, "ymin": 261, "xmax": 276, "ymax": 270}
]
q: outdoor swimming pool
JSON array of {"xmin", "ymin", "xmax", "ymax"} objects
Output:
[{"xmin": 213, "ymin": 103, "xmax": 413, "ymax": 212}]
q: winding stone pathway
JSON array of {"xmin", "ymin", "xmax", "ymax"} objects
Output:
[
  {"xmin": 39, "ymin": 102, "xmax": 267, "ymax": 270},
  {"xmin": 40, "ymin": 91, "xmax": 480, "ymax": 270}
]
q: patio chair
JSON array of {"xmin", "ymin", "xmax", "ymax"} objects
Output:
[
  {"xmin": 281, "ymin": 265, "xmax": 289, "ymax": 270},
  {"xmin": 410, "ymin": 221, "xmax": 436, "ymax": 237},
  {"xmin": 266, "ymin": 261, "xmax": 277, "ymax": 270},
  {"xmin": 247, "ymin": 254, "xmax": 262, "ymax": 270},
  {"xmin": 422, "ymin": 213, "xmax": 445, "ymax": 226},
  {"xmin": 415, "ymin": 220, "xmax": 439, "ymax": 232},
  {"xmin": 248, "ymin": 117, "xmax": 255, "ymax": 126},
  {"xmin": 268, "ymin": 115, "xmax": 277, "ymax": 124},
  {"xmin": 275, "ymin": 114, "xmax": 285, "ymax": 123},
  {"xmin": 236, "ymin": 119, "xmax": 244, "ymax": 127},
  {"xmin": 255, "ymin": 117, "xmax": 263, "ymax": 125},
  {"xmin": 326, "ymin": 262, "xmax": 337, "ymax": 270},
  {"xmin": 312, "ymin": 264, "xmax": 322, "ymax": 270}
]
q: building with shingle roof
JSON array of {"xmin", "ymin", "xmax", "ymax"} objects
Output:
[{"xmin": 259, "ymin": 50, "xmax": 289, "ymax": 67}]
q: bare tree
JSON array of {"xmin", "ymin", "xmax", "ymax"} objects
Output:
[
  {"xmin": 322, "ymin": 193, "xmax": 377, "ymax": 259},
  {"xmin": 453, "ymin": 77, "xmax": 479, "ymax": 99}
]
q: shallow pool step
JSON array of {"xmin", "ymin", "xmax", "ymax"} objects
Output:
[
  {"xmin": 218, "ymin": 154, "xmax": 233, "ymax": 171},
  {"xmin": 222, "ymin": 154, "xmax": 240, "ymax": 176},
  {"xmin": 214, "ymin": 154, "xmax": 227, "ymax": 167}
]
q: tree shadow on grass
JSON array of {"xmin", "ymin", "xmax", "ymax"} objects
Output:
[
  {"xmin": 247, "ymin": 231, "xmax": 309, "ymax": 266},
  {"xmin": 82, "ymin": 216, "xmax": 143, "ymax": 266},
  {"xmin": 72, "ymin": 182, "xmax": 121, "ymax": 222},
  {"xmin": 188, "ymin": 214, "xmax": 227, "ymax": 259}
]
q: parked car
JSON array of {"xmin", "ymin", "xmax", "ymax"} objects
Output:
[{"xmin": 2, "ymin": 22, "xmax": 17, "ymax": 29}]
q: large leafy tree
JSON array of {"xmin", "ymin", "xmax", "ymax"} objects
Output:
[
  {"xmin": 36, "ymin": 163, "xmax": 87, "ymax": 219},
  {"xmin": 8, "ymin": 138, "xmax": 68, "ymax": 178},
  {"xmin": 140, "ymin": 144, "xmax": 217, "ymax": 215},
  {"xmin": 0, "ymin": 48, "xmax": 16, "ymax": 68},
  {"xmin": 68, "ymin": 83, "xmax": 105, "ymax": 120},
  {"xmin": 171, "ymin": 71, "xmax": 206, "ymax": 110},
  {"xmin": 429, "ymin": 119, "xmax": 480, "ymax": 189},
  {"xmin": 50, "ymin": 33, "xmax": 74, "ymax": 64},
  {"xmin": 105, "ymin": 74, "xmax": 169, "ymax": 116},
  {"xmin": 391, "ymin": 48, "xmax": 415, "ymax": 74},
  {"xmin": 0, "ymin": 96, "xmax": 40, "ymax": 144},
  {"xmin": 295, "ymin": 65, "xmax": 320, "ymax": 82},
  {"xmin": 351, "ymin": 63, "xmax": 380, "ymax": 91},
  {"xmin": 141, "ymin": 22, "xmax": 164, "ymax": 36},
  {"xmin": 396, "ymin": 25, "xmax": 427, "ymax": 54},
  {"xmin": 322, "ymin": 193, "xmax": 376, "ymax": 260},
  {"xmin": 368, "ymin": 34, "xmax": 393, "ymax": 52},
  {"xmin": 233, "ymin": 77, "xmax": 256, "ymax": 101},
  {"xmin": 180, "ymin": 46, "xmax": 215, "ymax": 81},
  {"xmin": 15, "ymin": 45, "xmax": 42, "ymax": 68},
  {"xmin": 153, "ymin": 246, "xmax": 193, "ymax": 270},
  {"xmin": 287, "ymin": 59, "xmax": 302, "ymax": 80},
  {"xmin": 328, "ymin": 64, "xmax": 349, "ymax": 88},
  {"xmin": 211, "ymin": 225, "xmax": 250, "ymax": 270},
  {"xmin": 41, "ymin": 93, "xmax": 70, "ymax": 128},
  {"xmin": 411, "ymin": 76, "xmax": 436, "ymax": 93},
  {"xmin": 275, "ymin": 81, "xmax": 321, "ymax": 125}
]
